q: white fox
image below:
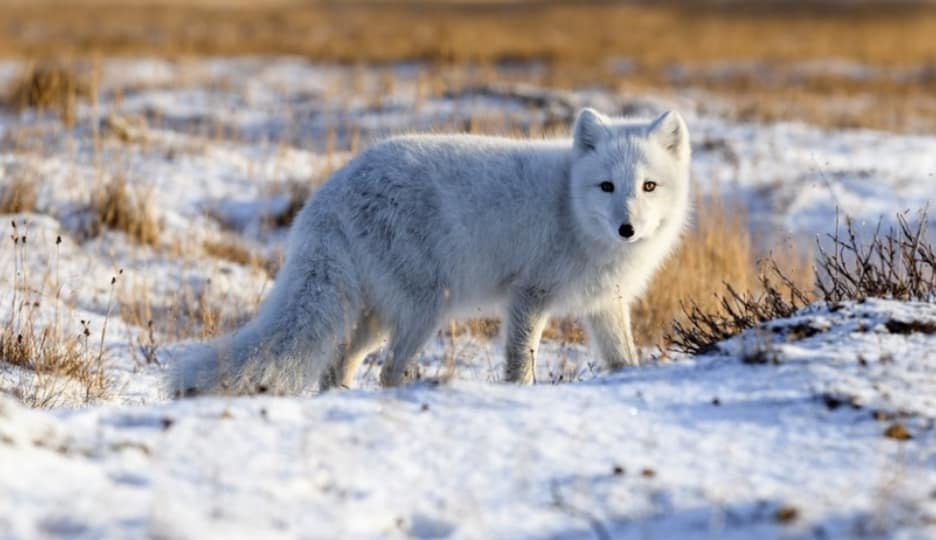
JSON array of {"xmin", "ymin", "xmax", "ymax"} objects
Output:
[{"xmin": 169, "ymin": 108, "xmax": 691, "ymax": 396}]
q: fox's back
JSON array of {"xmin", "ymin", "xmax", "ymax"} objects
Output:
[{"xmin": 305, "ymin": 134, "xmax": 580, "ymax": 305}]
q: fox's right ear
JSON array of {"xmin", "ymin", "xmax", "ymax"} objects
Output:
[{"xmin": 572, "ymin": 108, "xmax": 610, "ymax": 154}]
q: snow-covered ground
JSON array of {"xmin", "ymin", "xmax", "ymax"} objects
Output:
[
  {"xmin": 2, "ymin": 299, "xmax": 935, "ymax": 538},
  {"xmin": 1, "ymin": 58, "xmax": 935, "ymax": 538}
]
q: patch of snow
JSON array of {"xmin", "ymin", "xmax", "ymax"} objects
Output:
[{"xmin": 1, "ymin": 299, "xmax": 934, "ymax": 538}]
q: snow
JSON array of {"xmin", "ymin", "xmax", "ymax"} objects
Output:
[
  {"xmin": 1, "ymin": 57, "xmax": 935, "ymax": 538},
  {"xmin": 2, "ymin": 299, "xmax": 935, "ymax": 538}
]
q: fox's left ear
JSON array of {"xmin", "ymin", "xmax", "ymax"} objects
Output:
[{"xmin": 647, "ymin": 110, "xmax": 689, "ymax": 160}]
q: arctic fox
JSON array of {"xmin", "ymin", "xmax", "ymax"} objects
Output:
[{"xmin": 169, "ymin": 108, "xmax": 691, "ymax": 396}]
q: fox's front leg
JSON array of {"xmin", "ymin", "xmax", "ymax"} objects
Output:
[
  {"xmin": 586, "ymin": 303, "xmax": 640, "ymax": 370},
  {"xmin": 505, "ymin": 287, "xmax": 549, "ymax": 384}
]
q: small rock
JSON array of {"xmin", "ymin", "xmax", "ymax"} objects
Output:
[
  {"xmin": 775, "ymin": 505, "xmax": 799, "ymax": 524},
  {"xmin": 883, "ymin": 423, "xmax": 912, "ymax": 441}
]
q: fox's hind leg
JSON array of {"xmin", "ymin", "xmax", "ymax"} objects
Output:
[
  {"xmin": 318, "ymin": 311, "xmax": 385, "ymax": 391},
  {"xmin": 505, "ymin": 287, "xmax": 549, "ymax": 384}
]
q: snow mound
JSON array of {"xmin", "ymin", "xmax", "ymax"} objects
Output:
[{"xmin": 1, "ymin": 299, "xmax": 934, "ymax": 538}]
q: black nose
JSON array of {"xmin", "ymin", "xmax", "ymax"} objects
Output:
[{"xmin": 619, "ymin": 223, "xmax": 635, "ymax": 238}]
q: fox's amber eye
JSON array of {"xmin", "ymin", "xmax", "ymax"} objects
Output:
[
  {"xmin": 600, "ymin": 181, "xmax": 614, "ymax": 193},
  {"xmin": 643, "ymin": 180, "xmax": 657, "ymax": 192}
]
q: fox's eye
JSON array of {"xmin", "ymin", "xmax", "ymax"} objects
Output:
[
  {"xmin": 643, "ymin": 180, "xmax": 657, "ymax": 193},
  {"xmin": 599, "ymin": 181, "xmax": 614, "ymax": 193}
]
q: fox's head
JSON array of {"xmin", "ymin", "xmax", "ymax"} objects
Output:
[{"xmin": 568, "ymin": 108, "xmax": 691, "ymax": 249}]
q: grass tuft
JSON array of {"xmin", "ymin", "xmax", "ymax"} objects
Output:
[
  {"xmin": 0, "ymin": 177, "xmax": 37, "ymax": 215},
  {"xmin": 2, "ymin": 62, "xmax": 89, "ymax": 128},
  {"xmin": 0, "ymin": 321, "xmax": 107, "ymax": 408},
  {"xmin": 2, "ymin": 223, "xmax": 113, "ymax": 407},
  {"xmin": 87, "ymin": 176, "xmax": 160, "ymax": 246}
]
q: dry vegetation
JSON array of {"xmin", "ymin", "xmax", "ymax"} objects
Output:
[
  {"xmin": 0, "ymin": 177, "xmax": 37, "ymax": 215},
  {"xmin": 0, "ymin": 316, "xmax": 108, "ymax": 407},
  {"xmin": 86, "ymin": 175, "xmax": 160, "ymax": 246},
  {"xmin": 816, "ymin": 211, "xmax": 936, "ymax": 303},
  {"xmin": 3, "ymin": 2, "xmax": 936, "ymax": 130},
  {"xmin": 201, "ymin": 236, "xmax": 261, "ymax": 269},
  {"xmin": 1, "ymin": 61, "xmax": 90, "ymax": 129},
  {"xmin": 2, "ymin": 2, "xmax": 934, "ymax": 68},
  {"xmin": 1, "ymin": 223, "xmax": 111, "ymax": 407},
  {"xmin": 671, "ymin": 209, "xmax": 935, "ymax": 354},
  {"xmin": 631, "ymin": 194, "xmax": 804, "ymax": 349}
]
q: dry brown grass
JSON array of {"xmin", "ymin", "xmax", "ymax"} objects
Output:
[
  {"xmin": 202, "ymin": 236, "xmax": 260, "ymax": 268},
  {"xmin": 119, "ymin": 279, "xmax": 227, "ymax": 344},
  {"xmin": 0, "ymin": 176, "xmax": 37, "ymax": 215},
  {"xmin": 2, "ymin": 2, "xmax": 935, "ymax": 69},
  {"xmin": 3, "ymin": 3, "xmax": 936, "ymax": 130},
  {"xmin": 87, "ymin": 175, "xmax": 160, "ymax": 246},
  {"xmin": 201, "ymin": 234, "xmax": 283, "ymax": 278},
  {"xmin": 2, "ymin": 223, "xmax": 112, "ymax": 407},
  {"xmin": 1, "ymin": 62, "xmax": 89, "ymax": 128},
  {"xmin": 0, "ymin": 319, "xmax": 108, "ymax": 407}
]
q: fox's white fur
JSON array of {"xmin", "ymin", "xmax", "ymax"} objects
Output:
[{"xmin": 168, "ymin": 108, "xmax": 692, "ymax": 396}]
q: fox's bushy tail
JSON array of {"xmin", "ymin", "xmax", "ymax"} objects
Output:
[
  {"xmin": 167, "ymin": 245, "xmax": 360, "ymax": 398},
  {"xmin": 167, "ymin": 322, "xmax": 268, "ymax": 397}
]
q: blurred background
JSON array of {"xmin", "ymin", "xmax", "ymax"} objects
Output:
[{"xmin": 2, "ymin": 0, "xmax": 936, "ymax": 132}]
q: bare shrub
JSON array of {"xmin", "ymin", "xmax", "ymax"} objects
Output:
[
  {"xmin": 669, "ymin": 209, "xmax": 935, "ymax": 355},
  {"xmin": 816, "ymin": 210, "xmax": 936, "ymax": 303},
  {"xmin": 87, "ymin": 176, "xmax": 159, "ymax": 246},
  {"xmin": 669, "ymin": 261, "xmax": 811, "ymax": 355}
]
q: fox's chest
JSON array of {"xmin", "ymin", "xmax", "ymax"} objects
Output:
[{"xmin": 548, "ymin": 258, "xmax": 631, "ymax": 314}]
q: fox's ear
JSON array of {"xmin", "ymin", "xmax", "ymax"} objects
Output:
[
  {"xmin": 572, "ymin": 108, "xmax": 610, "ymax": 154},
  {"xmin": 647, "ymin": 110, "xmax": 689, "ymax": 159}
]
